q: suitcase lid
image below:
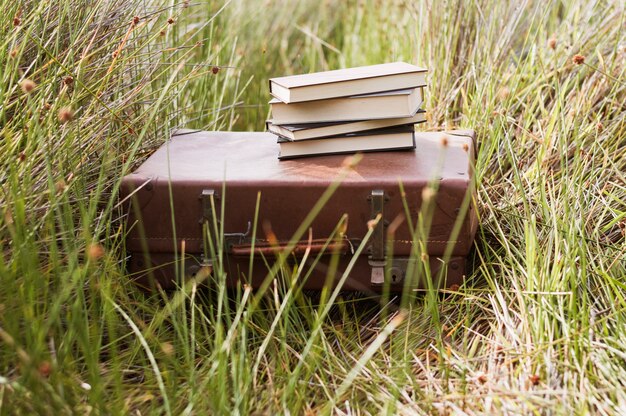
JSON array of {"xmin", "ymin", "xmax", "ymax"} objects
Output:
[
  {"xmin": 129, "ymin": 129, "xmax": 472, "ymax": 185},
  {"xmin": 122, "ymin": 129, "xmax": 477, "ymax": 259}
]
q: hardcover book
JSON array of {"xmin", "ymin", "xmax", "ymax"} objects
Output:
[
  {"xmin": 269, "ymin": 62, "xmax": 427, "ymax": 103},
  {"xmin": 270, "ymin": 87, "xmax": 423, "ymax": 124},
  {"xmin": 277, "ymin": 125, "xmax": 416, "ymax": 160},
  {"xmin": 266, "ymin": 110, "xmax": 425, "ymax": 141}
]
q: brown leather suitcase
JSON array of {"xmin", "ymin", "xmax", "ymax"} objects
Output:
[{"xmin": 121, "ymin": 129, "xmax": 477, "ymax": 291}]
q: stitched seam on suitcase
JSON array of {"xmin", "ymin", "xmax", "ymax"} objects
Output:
[
  {"xmin": 393, "ymin": 239, "xmax": 460, "ymax": 244},
  {"xmin": 128, "ymin": 237, "xmax": 461, "ymax": 243}
]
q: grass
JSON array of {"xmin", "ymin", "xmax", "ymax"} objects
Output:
[{"xmin": 1, "ymin": 0, "xmax": 625, "ymax": 414}]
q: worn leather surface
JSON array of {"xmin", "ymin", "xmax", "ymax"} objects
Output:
[
  {"xmin": 121, "ymin": 129, "xmax": 478, "ymax": 289},
  {"xmin": 132, "ymin": 129, "xmax": 471, "ymax": 183},
  {"xmin": 127, "ymin": 252, "xmax": 467, "ymax": 291}
]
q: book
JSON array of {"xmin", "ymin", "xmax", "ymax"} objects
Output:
[
  {"xmin": 269, "ymin": 62, "xmax": 427, "ymax": 103},
  {"xmin": 277, "ymin": 126, "xmax": 415, "ymax": 160},
  {"xmin": 267, "ymin": 110, "xmax": 425, "ymax": 141},
  {"xmin": 270, "ymin": 87, "xmax": 423, "ymax": 125}
]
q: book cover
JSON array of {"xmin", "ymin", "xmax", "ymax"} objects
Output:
[
  {"xmin": 278, "ymin": 126, "xmax": 416, "ymax": 160},
  {"xmin": 266, "ymin": 110, "xmax": 426, "ymax": 141},
  {"xmin": 270, "ymin": 87, "xmax": 423, "ymax": 124},
  {"xmin": 269, "ymin": 62, "xmax": 427, "ymax": 103}
]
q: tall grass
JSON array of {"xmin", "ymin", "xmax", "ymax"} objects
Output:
[{"xmin": 1, "ymin": 0, "xmax": 625, "ymax": 414}]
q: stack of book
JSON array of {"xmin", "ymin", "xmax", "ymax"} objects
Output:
[{"xmin": 266, "ymin": 62, "xmax": 427, "ymax": 160}]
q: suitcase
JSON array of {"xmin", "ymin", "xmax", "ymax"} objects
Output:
[{"xmin": 121, "ymin": 129, "xmax": 477, "ymax": 291}]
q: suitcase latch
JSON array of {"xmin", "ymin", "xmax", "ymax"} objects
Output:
[
  {"xmin": 200, "ymin": 189, "xmax": 219, "ymax": 225},
  {"xmin": 200, "ymin": 189, "xmax": 252, "ymax": 263},
  {"xmin": 368, "ymin": 189, "xmax": 387, "ymax": 285},
  {"xmin": 199, "ymin": 189, "xmax": 220, "ymax": 267}
]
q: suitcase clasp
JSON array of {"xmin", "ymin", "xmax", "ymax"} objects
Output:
[
  {"xmin": 200, "ymin": 188, "xmax": 253, "ymax": 257},
  {"xmin": 199, "ymin": 189, "xmax": 220, "ymax": 266},
  {"xmin": 369, "ymin": 260, "xmax": 386, "ymax": 285},
  {"xmin": 368, "ymin": 189, "xmax": 387, "ymax": 285},
  {"xmin": 200, "ymin": 189, "xmax": 219, "ymax": 225},
  {"xmin": 224, "ymin": 221, "xmax": 252, "ymax": 251}
]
